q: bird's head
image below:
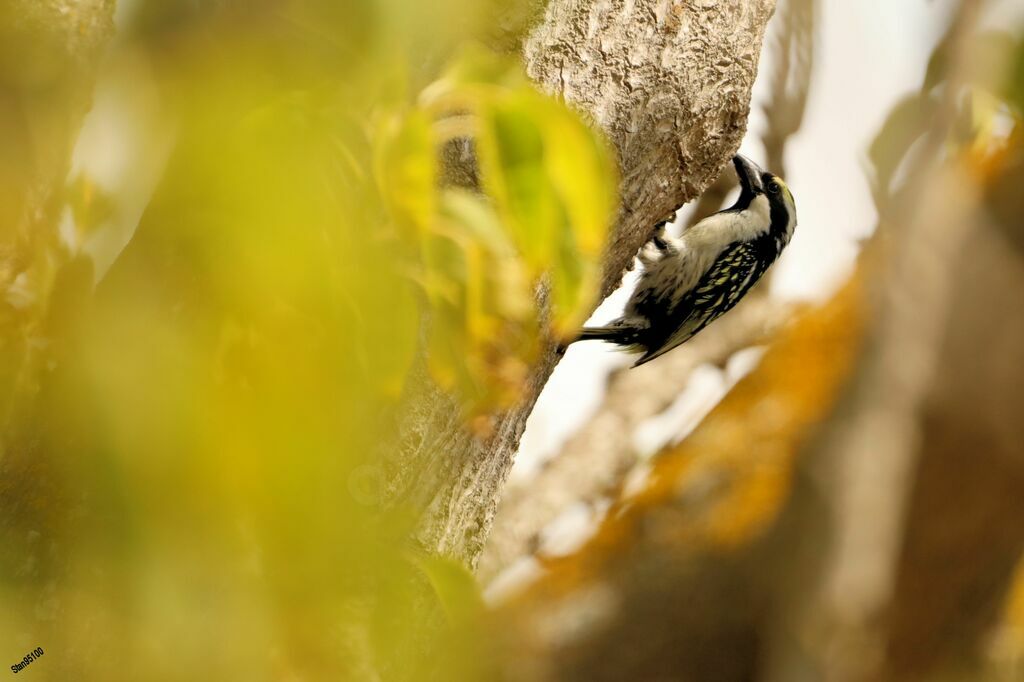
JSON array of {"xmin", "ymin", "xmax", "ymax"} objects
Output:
[{"xmin": 732, "ymin": 154, "xmax": 797, "ymax": 243}]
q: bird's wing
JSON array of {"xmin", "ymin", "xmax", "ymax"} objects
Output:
[
  {"xmin": 629, "ymin": 209, "xmax": 752, "ymax": 323},
  {"xmin": 632, "ymin": 242, "xmax": 762, "ymax": 367}
]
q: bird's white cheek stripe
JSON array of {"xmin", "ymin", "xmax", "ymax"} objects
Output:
[{"xmin": 741, "ymin": 195, "xmax": 772, "ymax": 239}]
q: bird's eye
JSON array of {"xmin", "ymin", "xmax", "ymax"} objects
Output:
[{"xmin": 768, "ymin": 181, "xmax": 781, "ymax": 194}]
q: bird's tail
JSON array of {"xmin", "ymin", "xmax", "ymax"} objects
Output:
[{"xmin": 571, "ymin": 325, "xmax": 629, "ymax": 344}]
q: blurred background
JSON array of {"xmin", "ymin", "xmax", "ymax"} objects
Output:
[
  {"xmin": 1, "ymin": 0, "xmax": 1023, "ymax": 680},
  {"xmin": 485, "ymin": 1, "xmax": 1024, "ymax": 680}
]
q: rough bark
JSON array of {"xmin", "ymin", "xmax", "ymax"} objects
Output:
[{"xmin": 389, "ymin": 0, "xmax": 778, "ymax": 569}]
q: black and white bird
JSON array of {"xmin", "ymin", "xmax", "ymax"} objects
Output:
[{"xmin": 573, "ymin": 155, "xmax": 797, "ymax": 366}]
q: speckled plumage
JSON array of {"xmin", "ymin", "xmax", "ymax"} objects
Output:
[{"xmin": 575, "ymin": 155, "xmax": 797, "ymax": 366}]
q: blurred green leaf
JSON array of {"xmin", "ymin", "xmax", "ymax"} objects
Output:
[
  {"xmin": 416, "ymin": 190, "xmax": 537, "ymax": 411},
  {"xmin": 925, "ymin": 30, "xmax": 1018, "ymax": 97},
  {"xmin": 472, "ymin": 68, "xmax": 615, "ymax": 335},
  {"xmin": 1, "ymin": 7, "xmax": 615, "ymax": 680},
  {"xmin": 376, "ymin": 109, "xmax": 437, "ymax": 239},
  {"xmin": 479, "ymin": 94, "xmax": 556, "ymax": 266},
  {"xmin": 66, "ymin": 174, "xmax": 117, "ymax": 241},
  {"xmin": 1009, "ymin": 36, "xmax": 1024, "ymax": 115},
  {"xmin": 867, "ymin": 93, "xmax": 931, "ymax": 207},
  {"xmin": 408, "ymin": 551, "xmax": 485, "ymax": 626},
  {"xmin": 376, "ymin": 47, "xmax": 616, "ymax": 411}
]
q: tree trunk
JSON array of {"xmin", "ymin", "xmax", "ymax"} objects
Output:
[{"xmin": 387, "ymin": 0, "xmax": 778, "ymax": 568}]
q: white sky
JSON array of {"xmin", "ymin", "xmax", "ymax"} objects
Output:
[{"xmin": 754, "ymin": 0, "xmax": 954, "ymax": 300}]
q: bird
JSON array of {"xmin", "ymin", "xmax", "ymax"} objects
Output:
[{"xmin": 572, "ymin": 154, "xmax": 797, "ymax": 367}]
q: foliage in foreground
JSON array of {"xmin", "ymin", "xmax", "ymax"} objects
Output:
[{"xmin": 0, "ymin": 2, "xmax": 614, "ymax": 680}]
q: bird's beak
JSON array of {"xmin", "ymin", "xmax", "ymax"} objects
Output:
[{"xmin": 733, "ymin": 154, "xmax": 765, "ymax": 195}]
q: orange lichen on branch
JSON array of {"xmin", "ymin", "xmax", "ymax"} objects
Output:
[{"xmin": 633, "ymin": 277, "xmax": 865, "ymax": 550}]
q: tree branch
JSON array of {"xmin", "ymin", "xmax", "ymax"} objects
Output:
[{"xmin": 478, "ymin": 292, "xmax": 789, "ymax": 583}]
